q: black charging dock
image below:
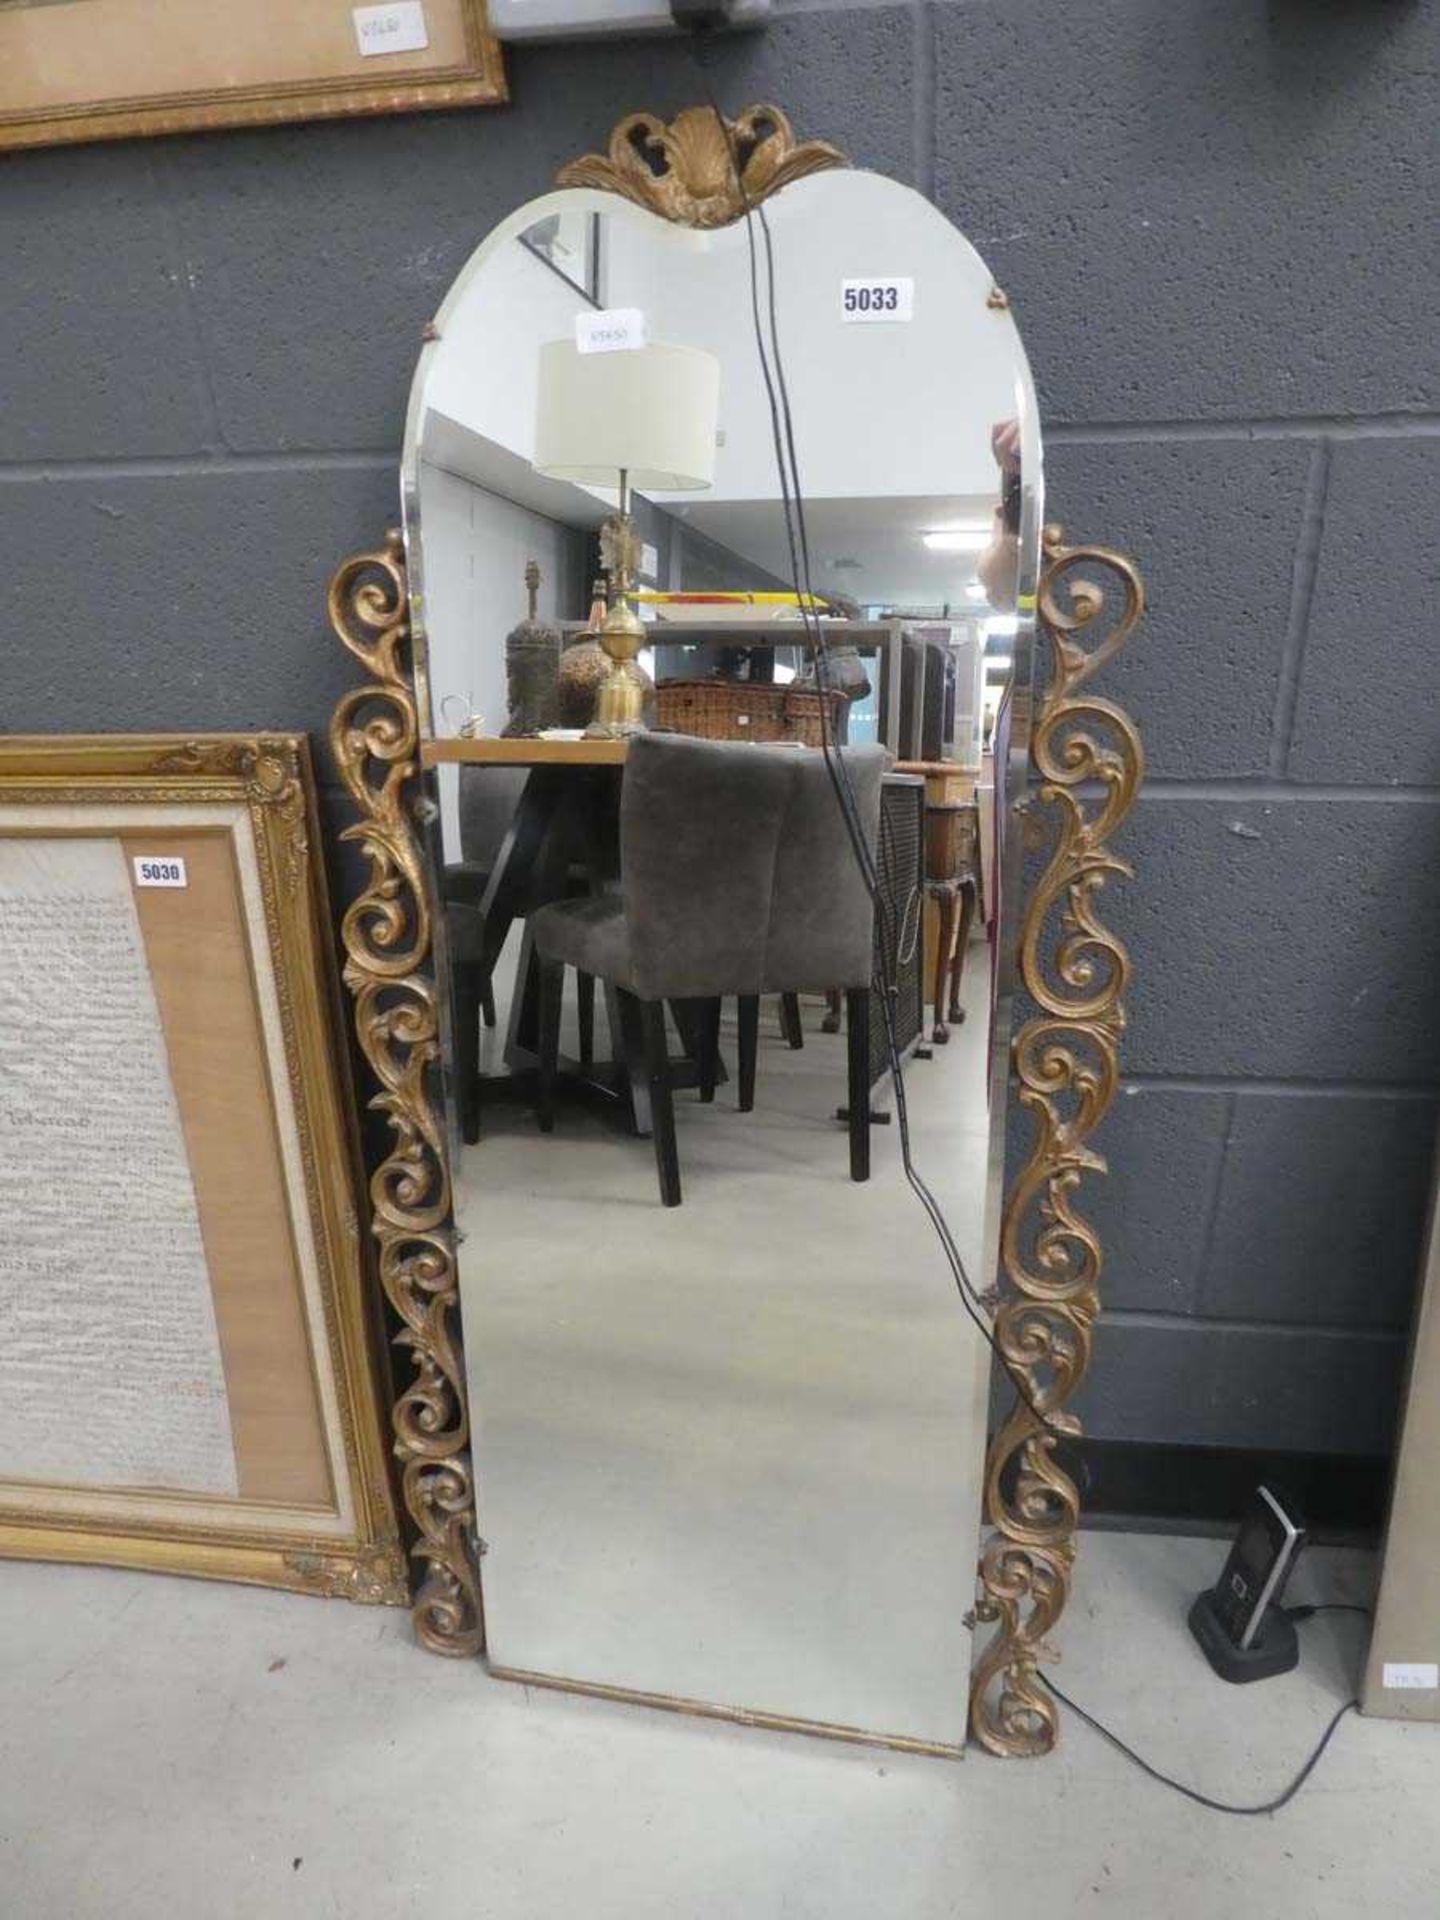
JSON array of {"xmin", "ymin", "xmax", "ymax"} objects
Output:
[{"xmin": 1188, "ymin": 1589, "xmax": 1299, "ymax": 1684}]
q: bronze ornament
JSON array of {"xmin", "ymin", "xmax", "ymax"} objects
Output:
[
  {"xmin": 557, "ymin": 103, "xmax": 848, "ymax": 228},
  {"xmin": 970, "ymin": 526, "xmax": 1146, "ymax": 1756},
  {"xmin": 327, "ymin": 533, "xmax": 484, "ymax": 1658}
]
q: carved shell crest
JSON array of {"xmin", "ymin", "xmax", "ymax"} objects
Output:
[{"xmin": 556, "ymin": 104, "xmax": 847, "ymax": 229}]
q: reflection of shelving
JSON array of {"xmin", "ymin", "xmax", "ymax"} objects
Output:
[
  {"xmin": 871, "ymin": 773, "xmax": 928, "ymax": 1093},
  {"xmin": 557, "ymin": 615, "xmax": 980, "ymax": 761},
  {"xmin": 562, "ymin": 617, "xmax": 910, "ymax": 750}
]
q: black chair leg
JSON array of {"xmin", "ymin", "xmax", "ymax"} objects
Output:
[
  {"xmin": 454, "ymin": 959, "xmax": 482, "ymax": 1146},
  {"xmin": 698, "ymin": 997, "xmax": 722, "ymax": 1102},
  {"xmin": 737, "ymin": 995, "xmax": 759, "ymax": 1113},
  {"xmin": 846, "ymin": 987, "xmax": 871, "ymax": 1182},
  {"xmin": 479, "ymin": 972, "xmax": 498, "ymax": 1030},
  {"xmin": 536, "ymin": 958, "xmax": 564, "ymax": 1135},
  {"xmin": 638, "ymin": 998, "xmax": 682, "ymax": 1207},
  {"xmin": 577, "ymin": 970, "xmax": 596, "ymax": 1066},
  {"xmin": 821, "ymin": 988, "xmax": 842, "ymax": 1035},
  {"xmin": 779, "ymin": 992, "xmax": 805, "ymax": 1050}
]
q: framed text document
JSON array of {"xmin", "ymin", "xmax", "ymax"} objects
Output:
[{"xmin": 0, "ymin": 734, "xmax": 406, "ymax": 1605}]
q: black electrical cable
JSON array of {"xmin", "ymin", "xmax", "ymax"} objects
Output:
[
  {"xmin": 1287, "ymin": 1602, "xmax": 1374, "ymax": 1622},
  {"xmin": 1042, "ymin": 1605, "xmax": 1371, "ymax": 1817},
  {"xmin": 1044, "ymin": 1679, "xmax": 1357, "ymax": 1818},
  {"xmin": 684, "ymin": 35, "xmax": 1068, "ymax": 1445}
]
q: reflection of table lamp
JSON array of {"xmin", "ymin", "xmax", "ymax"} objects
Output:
[{"xmin": 533, "ymin": 338, "xmax": 720, "ymax": 736}]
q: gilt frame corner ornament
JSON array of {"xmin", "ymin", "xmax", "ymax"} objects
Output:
[
  {"xmin": 556, "ymin": 102, "xmax": 848, "ymax": 228},
  {"xmin": 969, "ymin": 525, "xmax": 1146, "ymax": 1757},
  {"xmin": 327, "ymin": 532, "xmax": 484, "ymax": 1659}
]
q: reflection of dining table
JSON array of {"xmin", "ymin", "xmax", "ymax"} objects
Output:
[
  {"xmin": 892, "ymin": 761, "xmax": 983, "ymax": 1046},
  {"xmin": 422, "ymin": 734, "xmax": 715, "ymax": 1135}
]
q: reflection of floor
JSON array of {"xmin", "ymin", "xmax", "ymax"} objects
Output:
[
  {"xmin": 454, "ymin": 931, "xmax": 995, "ymax": 1751},
  {"xmin": 8, "ymin": 1539, "xmax": 1417, "ymax": 1918}
]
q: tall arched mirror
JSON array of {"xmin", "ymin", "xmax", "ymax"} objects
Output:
[{"xmin": 330, "ymin": 104, "xmax": 1142, "ymax": 1759}]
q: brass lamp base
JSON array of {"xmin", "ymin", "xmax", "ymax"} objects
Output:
[
  {"xmin": 584, "ymin": 593, "xmax": 652, "ymax": 739},
  {"xmin": 585, "ymin": 659, "xmax": 652, "ymax": 738}
]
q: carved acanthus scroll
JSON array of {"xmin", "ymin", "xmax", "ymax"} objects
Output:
[
  {"xmin": 557, "ymin": 103, "xmax": 847, "ymax": 228},
  {"xmin": 969, "ymin": 526, "xmax": 1146, "ymax": 1756},
  {"xmin": 327, "ymin": 534, "xmax": 483, "ymax": 1658}
]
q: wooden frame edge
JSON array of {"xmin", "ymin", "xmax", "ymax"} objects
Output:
[
  {"xmin": 0, "ymin": 1, "xmax": 505, "ymax": 152},
  {"xmin": 969, "ymin": 525, "xmax": 1146, "ymax": 1756},
  {"xmin": 326, "ymin": 533, "xmax": 485, "ymax": 1658}
]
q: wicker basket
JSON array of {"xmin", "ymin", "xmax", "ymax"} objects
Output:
[{"xmin": 655, "ymin": 679, "xmax": 844, "ymax": 748}]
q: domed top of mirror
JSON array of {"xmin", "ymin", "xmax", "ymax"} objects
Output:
[{"xmin": 401, "ymin": 107, "xmax": 1042, "ymax": 801}]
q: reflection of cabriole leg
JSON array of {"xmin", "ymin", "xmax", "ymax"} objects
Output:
[
  {"xmin": 948, "ymin": 880, "xmax": 976, "ymax": 1025},
  {"xmin": 326, "ymin": 531, "xmax": 484, "ymax": 1660},
  {"xmin": 932, "ymin": 886, "xmax": 958, "ymax": 1044},
  {"xmin": 970, "ymin": 526, "xmax": 1145, "ymax": 1756}
]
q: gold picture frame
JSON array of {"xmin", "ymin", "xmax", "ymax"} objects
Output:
[
  {"xmin": 0, "ymin": 733, "xmax": 407, "ymax": 1606},
  {"xmin": 326, "ymin": 106, "xmax": 1146, "ymax": 1747},
  {"xmin": 0, "ymin": 0, "xmax": 505, "ymax": 152}
]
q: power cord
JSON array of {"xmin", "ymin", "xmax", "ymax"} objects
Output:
[
  {"xmin": 685, "ymin": 36, "xmax": 1069, "ymax": 1449},
  {"xmin": 1043, "ymin": 1604, "xmax": 1370, "ymax": 1816}
]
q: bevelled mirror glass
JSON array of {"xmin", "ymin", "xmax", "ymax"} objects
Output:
[{"xmin": 399, "ymin": 121, "xmax": 1042, "ymax": 1756}]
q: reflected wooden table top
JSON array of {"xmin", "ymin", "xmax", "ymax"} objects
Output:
[{"xmin": 422, "ymin": 735, "xmax": 628, "ymax": 767}]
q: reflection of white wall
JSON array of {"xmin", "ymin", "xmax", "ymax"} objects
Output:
[
  {"xmin": 418, "ymin": 171, "xmax": 1032, "ymax": 514},
  {"xmin": 409, "ymin": 174, "xmax": 1037, "ymax": 622},
  {"xmin": 425, "ymin": 241, "xmax": 592, "ymax": 476},
  {"xmin": 637, "ymin": 169, "xmax": 1025, "ymax": 507},
  {"xmin": 421, "ymin": 460, "xmax": 580, "ymax": 857}
]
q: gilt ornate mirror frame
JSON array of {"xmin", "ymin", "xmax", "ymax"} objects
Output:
[{"xmin": 325, "ymin": 104, "xmax": 1146, "ymax": 1758}]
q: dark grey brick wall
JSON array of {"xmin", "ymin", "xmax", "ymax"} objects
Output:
[{"xmin": 2, "ymin": 0, "xmax": 1436, "ymax": 1467}]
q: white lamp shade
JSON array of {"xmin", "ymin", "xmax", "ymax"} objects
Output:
[{"xmin": 532, "ymin": 339, "xmax": 720, "ymax": 492}]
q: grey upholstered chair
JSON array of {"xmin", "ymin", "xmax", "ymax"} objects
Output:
[{"xmin": 529, "ymin": 731, "xmax": 888, "ymax": 1206}]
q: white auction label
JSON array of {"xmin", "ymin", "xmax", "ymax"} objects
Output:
[
  {"xmin": 1383, "ymin": 1662, "xmax": 1439, "ymax": 1689},
  {"xmin": 575, "ymin": 308, "xmax": 647, "ymax": 355},
  {"xmin": 841, "ymin": 277, "xmax": 914, "ymax": 323},
  {"xmin": 353, "ymin": 2, "xmax": 429, "ymax": 56},
  {"xmin": 133, "ymin": 855, "xmax": 188, "ymax": 889}
]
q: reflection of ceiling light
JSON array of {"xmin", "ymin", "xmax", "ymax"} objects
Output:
[
  {"xmin": 923, "ymin": 530, "xmax": 987, "ymax": 552},
  {"xmin": 964, "ymin": 582, "xmax": 988, "ymax": 602},
  {"xmin": 985, "ymin": 656, "xmax": 1014, "ymax": 674},
  {"xmin": 984, "ymin": 616, "xmax": 1018, "ymax": 639}
]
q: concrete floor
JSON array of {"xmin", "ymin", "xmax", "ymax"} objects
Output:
[
  {"xmin": 4, "ymin": 1532, "xmax": 1435, "ymax": 1918},
  {"xmin": 454, "ymin": 968, "xmax": 994, "ymax": 1749}
]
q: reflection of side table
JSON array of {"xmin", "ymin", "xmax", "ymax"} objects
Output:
[{"xmin": 896, "ymin": 762, "xmax": 983, "ymax": 1046}]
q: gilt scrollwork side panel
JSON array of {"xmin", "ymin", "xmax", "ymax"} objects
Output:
[
  {"xmin": 970, "ymin": 526, "xmax": 1145, "ymax": 1757},
  {"xmin": 327, "ymin": 532, "xmax": 483, "ymax": 1659}
]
